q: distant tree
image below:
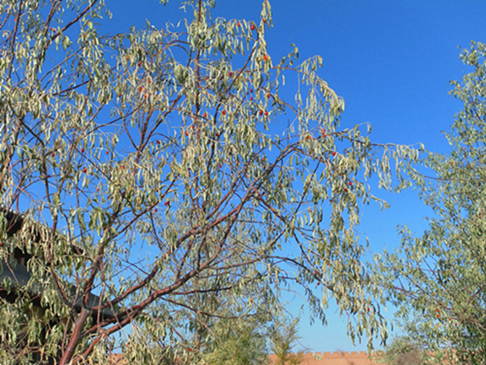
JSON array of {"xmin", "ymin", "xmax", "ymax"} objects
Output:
[
  {"xmin": 269, "ymin": 317, "xmax": 305, "ymax": 365},
  {"xmin": 0, "ymin": 0, "xmax": 420, "ymax": 364},
  {"xmin": 375, "ymin": 336, "xmax": 427, "ymax": 365},
  {"xmin": 375, "ymin": 41, "xmax": 486, "ymax": 364},
  {"xmin": 199, "ymin": 316, "xmax": 269, "ymax": 365}
]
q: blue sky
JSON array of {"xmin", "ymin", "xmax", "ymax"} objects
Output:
[{"xmin": 103, "ymin": 0, "xmax": 486, "ymax": 353}]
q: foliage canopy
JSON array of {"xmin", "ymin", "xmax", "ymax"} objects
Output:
[
  {"xmin": 0, "ymin": 0, "xmax": 419, "ymax": 363},
  {"xmin": 376, "ymin": 41, "xmax": 486, "ymax": 365}
]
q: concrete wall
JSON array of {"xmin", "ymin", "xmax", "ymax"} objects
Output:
[
  {"xmin": 110, "ymin": 351, "xmax": 380, "ymax": 365},
  {"xmin": 269, "ymin": 351, "xmax": 379, "ymax": 365}
]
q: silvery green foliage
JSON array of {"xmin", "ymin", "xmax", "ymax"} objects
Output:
[
  {"xmin": 0, "ymin": 0, "xmax": 419, "ymax": 363},
  {"xmin": 375, "ymin": 42, "xmax": 486, "ymax": 365}
]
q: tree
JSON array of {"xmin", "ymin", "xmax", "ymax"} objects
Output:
[
  {"xmin": 375, "ymin": 336, "xmax": 427, "ymax": 365},
  {"xmin": 0, "ymin": 0, "xmax": 419, "ymax": 364},
  {"xmin": 199, "ymin": 316, "xmax": 269, "ymax": 365},
  {"xmin": 375, "ymin": 41, "xmax": 486, "ymax": 364},
  {"xmin": 269, "ymin": 317, "xmax": 304, "ymax": 365}
]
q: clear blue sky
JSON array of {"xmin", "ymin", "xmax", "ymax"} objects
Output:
[{"xmin": 103, "ymin": 0, "xmax": 486, "ymax": 353}]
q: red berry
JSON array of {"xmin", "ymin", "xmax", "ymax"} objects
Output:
[
  {"xmin": 344, "ymin": 188, "xmax": 348, "ymax": 192},
  {"xmin": 367, "ymin": 307, "xmax": 370, "ymax": 311},
  {"xmin": 306, "ymin": 136, "xmax": 311, "ymax": 140},
  {"xmin": 154, "ymin": 208, "xmax": 158, "ymax": 213},
  {"xmin": 250, "ymin": 97, "xmax": 253, "ymax": 101},
  {"xmin": 81, "ymin": 148, "xmax": 85, "ymax": 153},
  {"xmin": 251, "ymin": 24, "xmax": 255, "ymax": 31},
  {"xmin": 138, "ymin": 62, "xmax": 141, "ymax": 67},
  {"xmin": 83, "ymin": 167, "xmax": 87, "ymax": 173},
  {"xmin": 229, "ymin": 72, "xmax": 233, "ymax": 77},
  {"xmin": 264, "ymin": 55, "xmax": 268, "ymax": 61},
  {"xmin": 259, "ymin": 110, "xmax": 263, "ymax": 116},
  {"xmin": 267, "ymin": 94, "xmax": 270, "ymax": 98},
  {"xmin": 218, "ymin": 164, "xmax": 222, "ymax": 168},
  {"xmin": 164, "ymin": 201, "xmax": 170, "ymax": 206},
  {"xmin": 332, "ymin": 152, "xmax": 336, "ymax": 156},
  {"xmin": 203, "ymin": 112, "xmax": 207, "ymax": 118},
  {"xmin": 265, "ymin": 111, "xmax": 268, "ymax": 116},
  {"xmin": 106, "ymin": 151, "xmax": 109, "ymax": 155},
  {"xmin": 222, "ymin": 110, "xmax": 226, "ymax": 115},
  {"xmin": 139, "ymin": 86, "xmax": 142, "ymax": 91},
  {"xmin": 238, "ymin": 22, "xmax": 241, "ymax": 27},
  {"xmin": 185, "ymin": 131, "xmax": 189, "ymax": 136},
  {"xmin": 126, "ymin": 56, "xmax": 129, "ymax": 60},
  {"xmin": 348, "ymin": 181, "xmax": 352, "ymax": 186},
  {"xmin": 148, "ymin": 79, "xmax": 151, "ymax": 83},
  {"xmin": 250, "ymin": 89, "xmax": 253, "ymax": 93},
  {"xmin": 157, "ymin": 140, "xmax": 161, "ymax": 144}
]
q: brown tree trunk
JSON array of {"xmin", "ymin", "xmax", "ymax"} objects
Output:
[{"xmin": 59, "ymin": 308, "xmax": 90, "ymax": 365}]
